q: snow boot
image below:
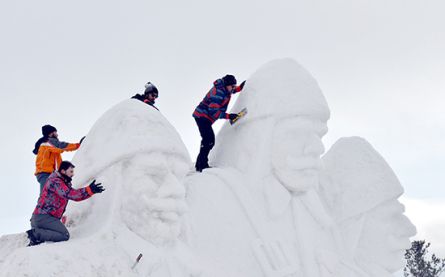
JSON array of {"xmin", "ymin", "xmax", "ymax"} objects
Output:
[
  {"xmin": 26, "ymin": 229, "xmax": 42, "ymax": 247},
  {"xmin": 195, "ymin": 162, "xmax": 211, "ymax": 172}
]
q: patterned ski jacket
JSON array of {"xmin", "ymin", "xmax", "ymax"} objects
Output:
[
  {"xmin": 33, "ymin": 171, "xmax": 94, "ymax": 219},
  {"xmin": 34, "ymin": 137, "xmax": 80, "ymax": 175},
  {"xmin": 193, "ymin": 79, "xmax": 242, "ymax": 124}
]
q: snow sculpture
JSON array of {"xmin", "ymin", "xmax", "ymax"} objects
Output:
[
  {"xmin": 186, "ymin": 58, "xmax": 415, "ymax": 277},
  {"xmin": 0, "ymin": 100, "xmax": 197, "ymax": 276},
  {"xmin": 0, "ymin": 59, "xmax": 415, "ymax": 277},
  {"xmin": 68, "ymin": 99, "xmax": 191, "ymax": 245},
  {"xmin": 320, "ymin": 137, "xmax": 417, "ymax": 277}
]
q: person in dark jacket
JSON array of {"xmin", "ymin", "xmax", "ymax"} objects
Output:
[
  {"xmin": 193, "ymin": 75, "xmax": 246, "ymax": 172},
  {"xmin": 33, "ymin": 125, "xmax": 84, "ymax": 193},
  {"xmin": 26, "ymin": 161, "xmax": 104, "ymax": 246},
  {"xmin": 132, "ymin": 82, "xmax": 159, "ymax": 110}
]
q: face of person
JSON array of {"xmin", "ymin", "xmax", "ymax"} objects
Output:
[
  {"xmin": 50, "ymin": 131, "xmax": 58, "ymax": 138},
  {"xmin": 61, "ymin": 167, "xmax": 75, "ymax": 178},
  {"xmin": 146, "ymin": 92, "xmax": 158, "ymax": 103},
  {"xmin": 271, "ymin": 117, "xmax": 326, "ymax": 192},
  {"xmin": 225, "ymin": 85, "xmax": 235, "ymax": 93}
]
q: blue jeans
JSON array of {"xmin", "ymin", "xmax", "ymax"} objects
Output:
[{"xmin": 36, "ymin": 173, "xmax": 50, "ymax": 193}]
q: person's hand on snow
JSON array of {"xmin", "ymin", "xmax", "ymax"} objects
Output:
[
  {"xmin": 79, "ymin": 136, "xmax": 86, "ymax": 145},
  {"xmin": 239, "ymin": 80, "xmax": 246, "ymax": 90},
  {"xmin": 228, "ymin": 114, "xmax": 238, "ymax": 121},
  {"xmin": 89, "ymin": 180, "xmax": 105, "ymax": 194}
]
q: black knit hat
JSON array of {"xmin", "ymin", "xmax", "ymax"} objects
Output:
[
  {"xmin": 42, "ymin": 125, "xmax": 57, "ymax": 137},
  {"xmin": 222, "ymin": 75, "xmax": 237, "ymax": 86},
  {"xmin": 144, "ymin": 82, "xmax": 158, "ymax": 96}
]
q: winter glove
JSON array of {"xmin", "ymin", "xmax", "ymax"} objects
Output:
[
  {"xmin": 228, "ymin": 113, "xmax": 238, "ymax": 121},
  {"xmin": 79, "ymin": 136, "xmax": 86, "ymax": 145},
  {"xmin": 239, "ymin": 80, "xmax": 246, "ymax": 90},
  {"xmin": 89, "ymin": 180, "xmax": 105, "ymax": 194}
]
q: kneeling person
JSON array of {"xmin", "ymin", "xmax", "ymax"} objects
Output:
[{"xmin": 27, "ymin": 161, "xmax": 105, "ymax": 246}]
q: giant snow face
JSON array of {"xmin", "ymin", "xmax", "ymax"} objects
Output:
[
  {"xmin": 119, "ymin": 152, "xmax": 189, "ymax": 244},
  {"xmin": 355, "ymin": 200, "xmax": 416, "ymax": 273},
  {"xmin": 67, "ymin": 99, "xmax": 191, "ymax": 245},
  {"xmin": 271, "ymin": 117, "xmax": 326, "ymax": 192},
  {"xmin": 321, "ymin": 136, "xmax": 417, "ymax": 276}
]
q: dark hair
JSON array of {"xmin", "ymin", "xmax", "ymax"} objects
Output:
[
  {"xmin": 222, "ymin": 74, "xmax": 237, "ymax": 86},
  {"xmin": 32, "ymin": 137, "xmax": 48, "ymax": 155},
  {"xmin": 59, "ymin": 161, "xmax": 75, "ymax": 172}
]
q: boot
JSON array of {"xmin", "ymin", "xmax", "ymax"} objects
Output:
[
  {"xmin": 195, "ymin": 162, "xmax": 211, "ymax": 172},
  {"xmin": 26, "ymin": 229, "xmax": 42, "ymax": 247}
]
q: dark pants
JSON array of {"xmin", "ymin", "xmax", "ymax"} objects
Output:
[
  {"xmin": 31, "ymin": 214, "xmax": 70, "ymax": 243},
  {"xmin": 195, "ymin": 117, "xmax": 215, "ymax": 169},
  {"xmin": 36, "ymin": 173, "xmax": 50, "ymax": 193}
]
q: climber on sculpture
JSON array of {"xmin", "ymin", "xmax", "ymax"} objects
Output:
[
  {"xmin": 132, "ymin": 82, "xmax": 159, "ymax": 110},
  {"xmin": 192, "ymin": 75, "xmax": 246, "ymax": 172},
  {"xmin": 27, "ymin": 161, "xmax": 105, "ymax": 246},
  {"xmin": 33, "ymin": 125, "xmax": 84, "ymax": 193}
]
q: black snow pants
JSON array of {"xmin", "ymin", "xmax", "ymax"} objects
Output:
[{"xmin": 195, "ymin": 117, "xmax": 215, "ymax": 170}]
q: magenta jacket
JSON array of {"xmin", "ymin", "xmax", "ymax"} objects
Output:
[{"xmin": 33, "ymin": 171, "xmax": 93, "ymax": 219}]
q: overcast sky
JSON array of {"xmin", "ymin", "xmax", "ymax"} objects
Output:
[{"xmin": 1, "ymin": 0, "xmax": 444, "ymax": 259}]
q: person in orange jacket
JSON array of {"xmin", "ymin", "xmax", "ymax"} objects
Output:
[{"xmin": 32, "ymin": 125, "xmax": 83, "ymax": 193}]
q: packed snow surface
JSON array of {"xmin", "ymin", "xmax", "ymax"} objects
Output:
[{"xmin": 0, "ymin": 59, "xmax": 416, "ymax": 277}]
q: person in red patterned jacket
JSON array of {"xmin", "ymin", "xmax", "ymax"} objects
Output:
[
  {"xmin": 192, "ymin": 75, "xmax": 246, "ymax": 172},
  {"xmin": 26, "ymin": 161, "xmax": 105, "ymax": 246}
]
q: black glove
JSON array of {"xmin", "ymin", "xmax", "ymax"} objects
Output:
[
  {"xmin": 89, "ymin": 180, "xmax": 105, "ymax": 194},
  {"xmin": 239, "ymin": 80, "xmax": 246, "ymax": 90},
  {"xmin": 79, "ymin": 136, "xmax": 86, "ymax": 145},
  {"xmin": 228, "ymin": 113, "xmax": 238, "ymax": 121}
]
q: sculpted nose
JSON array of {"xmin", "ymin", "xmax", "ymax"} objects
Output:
[{"xmin": 303, "ymin": 137, "xmax": 325, "ymax": 156}]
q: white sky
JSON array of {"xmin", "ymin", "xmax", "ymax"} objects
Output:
[{"xmin": 1, "ymin": 0, "xmax": 444, "ymax": 258}]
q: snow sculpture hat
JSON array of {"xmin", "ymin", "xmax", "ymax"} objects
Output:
[
  {"xmin": 72, "ymin": 99, "xmax": 189, "ymax": 184},
  {"xmin": 322, "ymin": 137, "xmax": 404, "ymax": 220},
  {"xmin": 230, "ymin": 58, "xmax": 330, "ymax": 122}
]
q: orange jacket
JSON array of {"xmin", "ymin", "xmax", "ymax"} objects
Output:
[{"xmin": 35, "ymin": 138, "xmax": 80, "ymax": 175}]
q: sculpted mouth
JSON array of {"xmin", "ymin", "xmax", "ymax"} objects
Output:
[{"xmin": 286, "ymin": 157, "xmax": 322, "ymax": 172}]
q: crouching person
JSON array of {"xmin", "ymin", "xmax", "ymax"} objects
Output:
[{"xmin": 27, "ymin": 161, "xmax": 105, "ymax": 246}]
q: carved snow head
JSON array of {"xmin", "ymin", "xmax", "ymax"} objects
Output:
[
  {"xmin": 214, "ymin": 59, "xmax": 329, "ymax": 192},
  {"xmin": 70, "ymin": 100, "xmax": 191, "ymax": 245},
  {"xmin": 321, "ymin": 137, "xmax": 416, "ymax": 275},
  {"xmin": 271, "ymin": 117, "xmax": 327, "ymax": 192}
]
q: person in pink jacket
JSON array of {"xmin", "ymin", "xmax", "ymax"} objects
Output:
[{"xmin": 26, "ymin": 161, "xmax": 104, "ymax": 246}]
